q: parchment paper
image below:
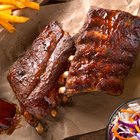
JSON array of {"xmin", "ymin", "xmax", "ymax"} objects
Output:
[{"xmin": 0, "ymin": 0, "xmax": 140, "ymax": 139}]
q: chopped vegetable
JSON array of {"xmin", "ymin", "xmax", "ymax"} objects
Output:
[
  {"xmin": 0, "ymin": 0, "xmax": 40, "ymax": 33},
  {"xmin": 0, "ymin": 12, "xmax": 29, "ymax": 23},
  {"xmin": 109, "ymin": 103, "xmax": 140, "ymax": 140},
  {"xmin": 1, "ymin": 9, "xmax": 12, "ymax": 14},
  {"xmin": 20, "ymin": 0, "xmax": 40, "ymax": 10},
  {"xmin": 0, "ymin": 19, "xmax": 15, "ymax": 32},
  {"xmin": 0, "ymin": 5, "xmax": 17, "ymax": 11}
]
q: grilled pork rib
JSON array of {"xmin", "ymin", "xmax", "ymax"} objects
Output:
[
  {"xmin": 7, "ymin": 21, "xmax": 75, "ymax": 133},
  {"xmin": 64, "ymin": 8, "xmax": 140, "ymax": 96}
]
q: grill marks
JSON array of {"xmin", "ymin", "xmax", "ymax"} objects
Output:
[{"xmin": 65, "ymin": 8, "xmax": 140, "ymax": 96}]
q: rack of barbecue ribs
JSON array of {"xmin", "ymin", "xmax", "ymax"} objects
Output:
[
  {"xmin": 60, "ymin": 8, "xmax": 140, "ymax": 96},
  {"xmin": 7, "ymin": 21, "xmax": 75, "ymax": 134},
  {"xmin": 0, "ymin": 99, "xmax": 18, "ymax": 134},
  {"xmin": 7, "ymin": 8, "xmax": 140, "ymax": 134}
]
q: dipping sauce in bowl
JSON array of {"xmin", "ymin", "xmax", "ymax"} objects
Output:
[{"xmin": 106, "ymin": 98, "xmax": 140, "ymax": 140}]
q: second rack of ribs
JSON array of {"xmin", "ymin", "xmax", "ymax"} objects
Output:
[{"xmin": 64, "ymin": 8, "xmax": 140, "ymax": 96}]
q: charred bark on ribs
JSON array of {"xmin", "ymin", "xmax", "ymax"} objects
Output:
[{"xmin": 7, "ymin": 21, "xmax": 75, "ymax": 133}]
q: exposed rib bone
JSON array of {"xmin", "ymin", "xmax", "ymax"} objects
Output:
[
  {"xmin": 51, "ymin": 109, "xmax": 57, "ymax": 117},
  {"xmin": 58, "ymin": 87, "xmax": 66, "ymax": 94},
  {"xmin": 35, "ymin": 123, "xmax": 44, "ymax": 134},
  {"xmin": 62, "ymin": 71, "xmax": 69, "ymax": 78},
  {"xmin": 68, "ymin": 55, "xmax": 74, "ymax": 62}
]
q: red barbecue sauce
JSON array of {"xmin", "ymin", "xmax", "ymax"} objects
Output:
[{"xmin": 0, "ymin": 99, "xmax": 16, "ymax": 134}]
